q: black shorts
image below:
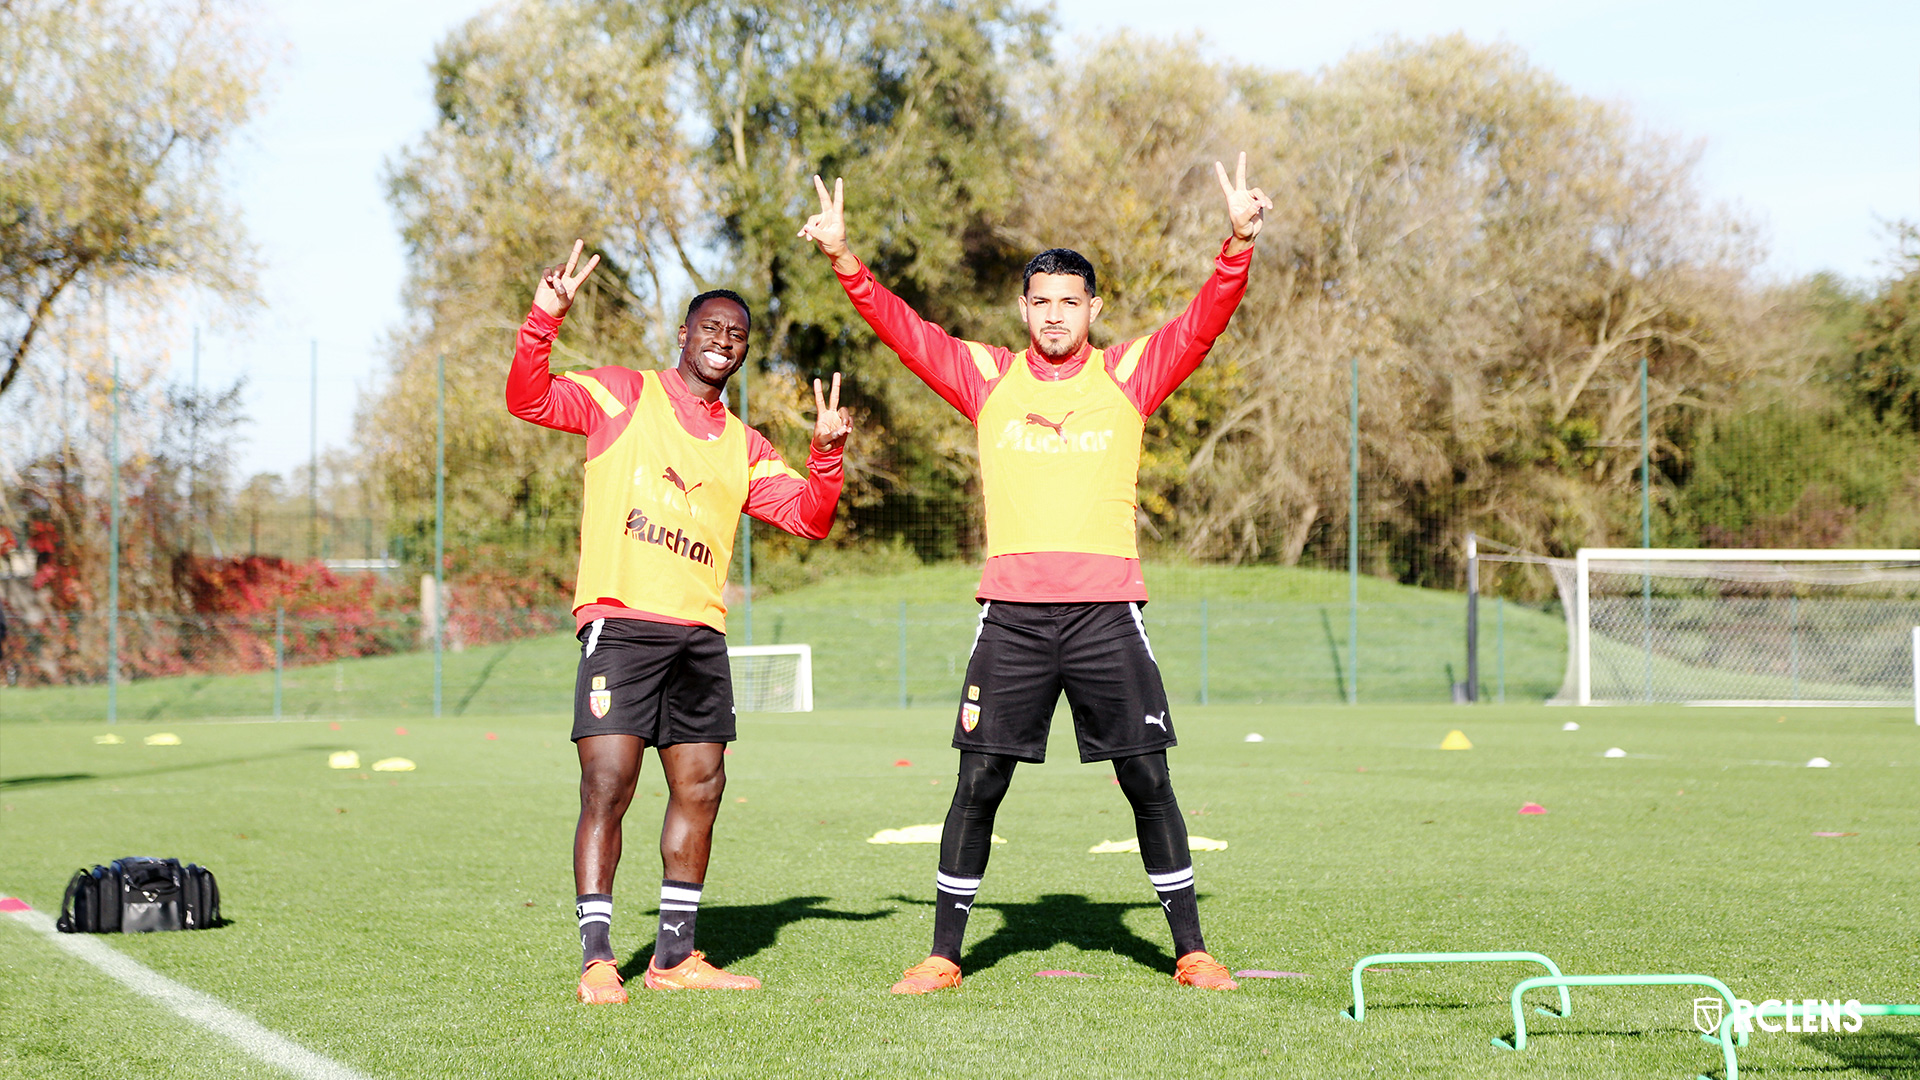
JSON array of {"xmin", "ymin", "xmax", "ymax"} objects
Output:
[
  {"xmin": 953, "ymin": 600, "xmax": 1174, "ymax": 764},
  {"xmin": 570, "ymin": 618, "xmax": 735, "ymax": 746}
]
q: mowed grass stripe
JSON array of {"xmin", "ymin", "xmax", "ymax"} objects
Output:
[
  {"xmin": 2, "ymin": 705, "xmax": 1916, "ymax": 1078},
  {"xmin": 2, "ymin": 902, "xmax": 369, "ymax": 1080}
]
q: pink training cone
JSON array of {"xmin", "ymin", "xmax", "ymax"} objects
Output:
[
  {"xmin": 1519, "ymin": 802, "xmax": 1548, "ymax": 815},
  {"xmin": 0, "ymin": 897, "xmax": 31, "ymax": 912}
]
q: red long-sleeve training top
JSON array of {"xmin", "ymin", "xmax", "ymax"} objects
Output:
[
  {"xmin": 835, "ymin": 240, "xmax": 1251, "ymax": 602},
  {"xmin": 507, "ymin": 305, "xmax": 842, "ymax": 630}
]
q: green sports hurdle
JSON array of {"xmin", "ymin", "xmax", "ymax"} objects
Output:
[
  {"xmin": 1706, "ymin": 1002, "xmax": 1920, "ymax": 1080},
  {"xmin": 1342, "ymin": 952, "xmax": 1571, "ymax": 1022},
  {"xmin": 1490, "ymin": 974, "xmax": 1741, "ymax": 1051}
]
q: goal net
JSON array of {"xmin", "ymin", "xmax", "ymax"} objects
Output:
[
  {"xmin": 728, "ymin": 644, "xmax": 813, "ymax": 712},
  {"xmin": 1548, "ymin": 549, "xmax": 1920, "ymax": 706}
]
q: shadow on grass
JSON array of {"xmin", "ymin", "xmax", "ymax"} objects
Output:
[
  {"xmin": 455, "ymin": 641, "xmax": 517, "ymax": 716},
  {"xmin": 1803, "ymin": 1030, "xmax": 1920, "ymax": 1079},
  {"xmin": 893, "ymin": 892, "xmax": 1176, "ymax": 975},
  {"xmin": 0, "ymin": 746, "xmax": 337, "ymax": 790},
  {"xmin": 618, "ymin": 894, "xmax": 896, "ymax": 977},
  {"xmin": 0, "ymin": 773, "xmax": 94, "ymax": 789},
  {"xmin": 1318, "ymin": 607, "xmax": 1347, "ymax": 700}
]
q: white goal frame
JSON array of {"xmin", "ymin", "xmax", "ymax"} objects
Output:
[
  {"xmin": 1570, "ymin": 548, "xmax": 1920, "ymax": 707},
  {"xmin": 727, "ymin": 644, "xmax": 813, "ymax": 712}
]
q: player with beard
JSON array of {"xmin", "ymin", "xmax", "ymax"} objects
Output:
[
  {"xmin": 507, "ymin": 241, "xmax": 853, "ymax": 1003},
  {"xmin": 800, "ymin": 156, "xmax": 1272, "ymax": 993}
]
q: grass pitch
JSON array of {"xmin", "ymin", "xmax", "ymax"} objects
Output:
[{"xmin": 3, "ymin": 704, "xmax": 1917, "ymax": 1078}]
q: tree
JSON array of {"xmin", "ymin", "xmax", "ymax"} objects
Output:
[
  {"xmin": 666, "ymin": 0, "xmax": 1048, "ymax": 558},
  {"xmin": 1848, "ymin": 223, "xmax": 1920, "ymax": 433},
  {"xmin": 368, "ymin": 0, "xmax": 1047, "ymax": 573},
  {"xmin": 372, "ymin": 0, "xmax": 684, "ymax": 582},
  {"xmin": 0, "ymin": 0, "xmax": 266, "ymax": 399},
  {"xmin": 1019, "ymin": 36, "xmax": 1806, "ymax": 584}
]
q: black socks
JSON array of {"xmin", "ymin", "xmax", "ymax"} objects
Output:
[
  {"xmin": 576, "ymin": 893, "xmax": 614, "ymax": 970},
  {"xmin": 653, "ymin": 879, "xmax": 703, "ymax": 969}
]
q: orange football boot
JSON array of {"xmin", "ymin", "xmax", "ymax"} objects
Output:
[
  {"xmin": 890, "ymin": 955, "xmax": 963, "ymax": 995},
  {"xmin": 1174, "ymin": 951, "xmax": 1239, "ymax": 990},
  {"xmin": 643, "ymin": 950, "xmax": 761, "ymax": 990},
  {"xmin": 576, "ymin": 959, "xmax": 628, "ymax": 1004}
]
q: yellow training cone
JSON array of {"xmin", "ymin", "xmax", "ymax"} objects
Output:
[
  {"xmin": 143, "ymin": 733, "xmax": 181, "ymax": 746},
  {"xmin": 1440, "ymin": 729, "xmax": 1472, "ymax": 750},
  {"xmin": 370, "ymin": 757, "xmax": 415, "ymax": 772},
  {"xmin": 328, "ymin": 751, "xmax": 361, "ymax": 770}
]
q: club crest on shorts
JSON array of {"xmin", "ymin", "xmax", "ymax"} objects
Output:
[
  {"xmin": 589, "ymin": 689, "xmax": 612, "ymax": 718},
  {"xmin": 960, "ymin": 702, "xmax": 981, "ymax": 732}
]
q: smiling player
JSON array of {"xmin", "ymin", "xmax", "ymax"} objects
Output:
[
  {"xmin": 507, "ymin": 241, "xmax": 853, "ymax": 1003},
  {"xmin": 801, "ymin": 157, "xmax": 1273, "ymax": 993}
]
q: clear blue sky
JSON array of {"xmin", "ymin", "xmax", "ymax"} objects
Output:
[{"xmin": 191, "ymin": 0, "xmax": 1920, "ymax": 478}]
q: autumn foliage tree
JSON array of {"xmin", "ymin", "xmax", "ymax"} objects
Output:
[
  {"xmin": 0, "ymin": 0, "xmax": 265, "ymax": 399},
  {"xmin": 362, "ymin": 9, "xmax": 1917, "ymax": 598}
]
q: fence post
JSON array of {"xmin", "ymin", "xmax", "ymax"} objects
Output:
[
  {"xmin": 897, "ymin": 600, "xmax": 908, "ymax": 709},
  {"xmin": 273, "ymin": 605, "xmax": 284, "ymax": 719},
  {"xmin": 1348, "ymin": 354, "xmax": 1359, "ymax": 705},
  {"xmin": 1640, "ymin": 355, "xmax": 1652, "ymax": 703},
  {"xmin": 1465, "ymin": 532, "xmax": 1478, "ymax": 703},
  {"xmin": 1199, "ymin": 597, "xmax": 1210, "ymax": 705},
  {"xmin": 106, "ymin": 282, "xmax": 119, "ymax": 724},
  {"xmin": 434, "ymin": 354, "xmax": 445, "ymax": 719}
]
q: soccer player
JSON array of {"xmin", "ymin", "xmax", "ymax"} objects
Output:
[
  {"xmin": 799, "ymin": 156, "xmax": 1272, "ymax": 993},
  {"xmin": 506, "ymin": 241, "xmax": 853, "ymax": 1003}
]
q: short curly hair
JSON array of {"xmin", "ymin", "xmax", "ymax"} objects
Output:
[
  {"xmin": 1022, "ymin": 248, "xmax": 1096, "ymax": 297},
  {"xmin": 685, "ymin": 289, "xmax": 751, "ymax": 331}
]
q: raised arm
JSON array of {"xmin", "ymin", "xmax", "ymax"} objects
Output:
[
  {"xmin": 1114, "ymin": 154, "xmax": 1272, "ymax": 414},
  {"xmin": 742, "ymin": 374, "xmax": 852, "ymax": 539},
  {"xmin": 800, "ymin": 175, "xmax": 1003, "ymax": 420},
  {"xmin": 505, "ymin": 240, "xmax": 607, "ymax": 433}
]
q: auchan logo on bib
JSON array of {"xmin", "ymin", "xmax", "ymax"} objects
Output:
[
  {"xmin": 623, "ymin": 508, "xmax": 716, "ymax": 568},
  {"xmin": 995, "ymin": 412, "xmax": 1114, "ymax": 454}
]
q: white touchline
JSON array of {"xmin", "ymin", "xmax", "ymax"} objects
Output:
[{"xmin": 2, "ymin": 896, "xmax": 372, "ymax": 1080}]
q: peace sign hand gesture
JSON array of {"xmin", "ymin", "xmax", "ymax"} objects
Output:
[
  {"xmin": 810, "ymin": 372, "xmax": 853, "ymax": 453},
  {"xmin": 1214, "ymin": 152, "xmax": 1275, "ymax": 250},
  {"xmin": 533, "ymin": 239, "xmax": 602, "ymax": 319},
  {"xmin": 798, "ymin": 175, "xmax": 858, "ymax": 273}
]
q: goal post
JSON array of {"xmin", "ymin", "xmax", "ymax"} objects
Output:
[
  {"xmin": 727, "ymin": 644, "xmax": 813, "ymax": 712},
  {"xmin": 1556, "ymin": 549, "xmax": 1920, "ymax": 707}
]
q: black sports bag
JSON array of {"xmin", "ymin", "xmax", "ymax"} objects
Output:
[{"xmin": 56, "ymin": 857, "xmax": 220, "ymax": 933}]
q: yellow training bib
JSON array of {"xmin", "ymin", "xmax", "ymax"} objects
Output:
[
  {"xmin": 975, "ymin": 351, "xmax": 1144, "ymax": 559},
  {"xmin": 570, "ymin": 371, "xmax": 747, "ymax": 630}
]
